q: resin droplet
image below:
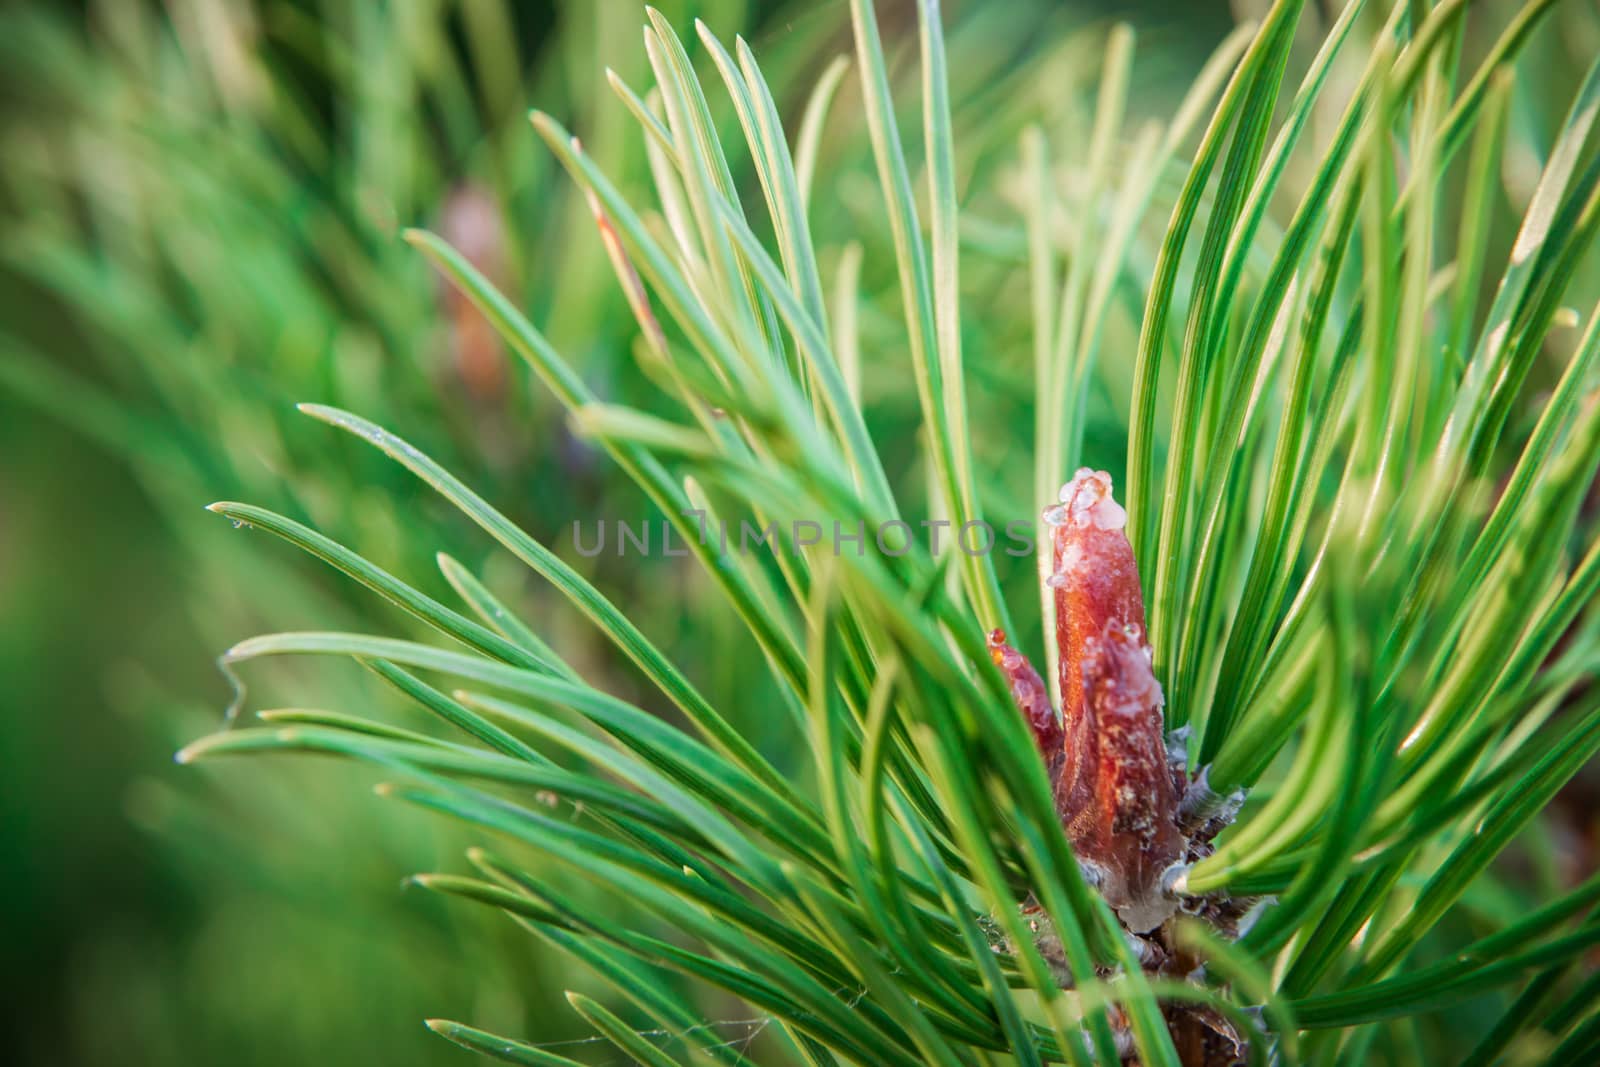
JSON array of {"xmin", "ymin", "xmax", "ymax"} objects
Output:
[
  {"xmin": 1056, "ymin": 467, "xmax": 1128, "ymax": 530},
  {"xmin": 987, "ymin": 629, "xmax": 1064, "ymax": 781},
  {"xmin": 1048, "ymin": 469, "xmax": 1184, "ymax": 931}
]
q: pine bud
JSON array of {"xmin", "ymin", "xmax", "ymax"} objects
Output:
[
  {"xmin": 1047, "ymin": 469, "xmax": 1184, "ymax": 931},
  {"xmin": 987, "ymin": 628, "xmax": 1064, "ymax": 781}
]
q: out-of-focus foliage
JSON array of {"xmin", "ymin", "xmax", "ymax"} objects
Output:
[{"xmin": 0, "ymin": 0, "xmax": 768, "ymax": 1063}]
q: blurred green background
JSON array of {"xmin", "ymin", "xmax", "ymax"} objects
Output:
[{"xmin": 2, "ymin": 1, "xmax": 1592, "ymax": 1064}]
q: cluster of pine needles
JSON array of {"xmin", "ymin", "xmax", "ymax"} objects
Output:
[{"xmin": 27, "ymin": 0, "xmax": 1600, "ymax": 1063}]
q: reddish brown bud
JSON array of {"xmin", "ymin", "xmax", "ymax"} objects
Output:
[
  {"xmin": 987, "ymin": 628, "xmax": 1063, "ymax": 780},
  {"xmin": 1046, "ymin": 469, "xmax": 1184, "ymax": 931},
  {"xmin": 439, "ymin": 184, "xmax": 508, "ymax": 400}
]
